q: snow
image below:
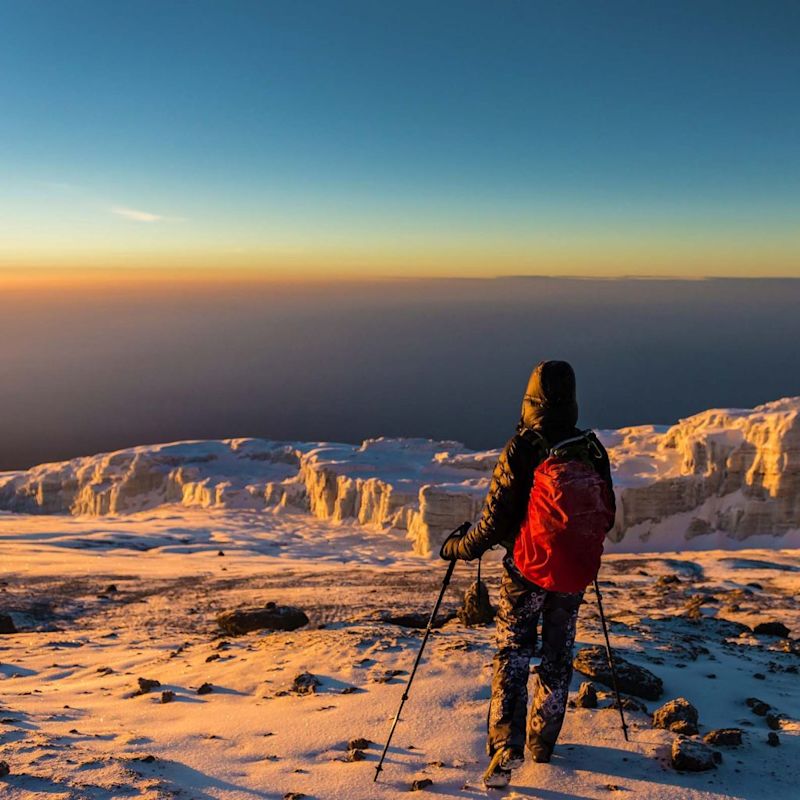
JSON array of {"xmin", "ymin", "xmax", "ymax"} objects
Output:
[
  {"xmin": 1, "ymin": 509, "xmax": 798, "ymax": 799},
  {"xmin": 2, "ymin": 397, "xmax": 800, "ymax": 796},
  {"xmin": 3, "ymin": 397, "xmax": 800, "ymax": 555}
]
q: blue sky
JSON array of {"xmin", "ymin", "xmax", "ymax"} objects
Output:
[{"xmin": 1, "ymin": 0, "xmax": 799, "ymax": 276}]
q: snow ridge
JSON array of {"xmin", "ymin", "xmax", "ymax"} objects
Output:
[{"xmin": 1, "ymin": 397, "xmax": 799, "ymax": 554}]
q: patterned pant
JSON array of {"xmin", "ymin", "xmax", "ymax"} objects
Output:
[{"xmin": 487, "ymin": 565, "xmax": 583, "ymax": 756}]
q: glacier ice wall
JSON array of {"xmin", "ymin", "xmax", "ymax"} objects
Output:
[{"xmin": 1, "ymin": 397, "xmax": 798, "ymax": 554}]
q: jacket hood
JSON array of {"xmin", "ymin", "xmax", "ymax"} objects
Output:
[{"xmin": 520, "ymin": 360, "xmax": 579, "ymax": 430}]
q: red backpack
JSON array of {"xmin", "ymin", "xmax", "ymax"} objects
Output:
[{"xmin": 513, "ymin": 430, "xmax": 615, "ymax": 593}]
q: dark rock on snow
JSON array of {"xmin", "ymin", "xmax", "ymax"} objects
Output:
[
  {"xmin": 284, "ymin": 794, "xmax": 307, "ymax": 800},
  {"xmin": 374, "ymin": 669, "xmax": 406, "ymax": 683},
  {"xmin": 291, "ymin": 672, "xmax": 321, "ymax": 695},
  {"xmin": 753, "ymin": 621, "xmax": 790, "ymax": 638},
  {"xmin": 609, "ymin": 695, "xmax": 648, "ymax": 713},
  {"xmin": 217, "ymin": 602, "xmax": 309, "ymax": 635},
  {"xmin": 348, "ymin": 737, "xmax": 372, "ymax": 750},
  {"xmin": 746, "ymin": 697, "xmax": 771, "ymax": 716},
  {"xmin": 703, "ymin": 728, "xmax": 743, "ymax": 746},
  {"xmin": 0, "ymin": 613, "xmax": 17, "ymax": 634},
  {"xmin": 671, "ymin": 737, "xmax": 721, "ymax": 771},
  {"xmin": 767, "ymin": 732, "xmax": 781, "ymax": 746},
  {"xmin": 0, "ymin": 759, "xmax": 9, "ymax": 777},
  {"xmin": 160, "ymin": 690, "xmax": 175, "ymax": 704},
  {"xmin": 411, "ymin": 778, "xmax": 434, "ymax": 791},
  {"xmin": 344, "ymin": 748, "xmax": 365, "ymax": 762},
  {"xmin": 380, "ymin": 611, "xmax": 456, "ymax": 629},
  {"xmin": 652, "ymin": 698, "xmax": 699, "ymax": 735},
  {"xmin": 766, "ymin": 713, "xmax": 783, "ymax": 731},
  {"xmin": 136, "ymin": 677, "xmax": 161, "ymax": 695},
  {"xmin": 573, "ymin": 646, "xmax": 663, "ymax": 700},
  {"xmin": 197, "ymin": 682, "xmax": 214, "ymax": 695},
  {"xmin": 575, "ymin": 681, "xmax": 598, "ymax": 709}
]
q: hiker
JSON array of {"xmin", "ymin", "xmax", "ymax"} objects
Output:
[{"xmin": 440, "ymin": 360, "xmax": 616, "ymax": 788}]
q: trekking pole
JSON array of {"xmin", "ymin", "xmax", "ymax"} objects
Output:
[
  {"xmin": 594, "ymin": 578, "xmax": 630, "ymax": 742},
  {"xmin": 373, "ymin": 521, "xmax": 469, "ymax": 782}
]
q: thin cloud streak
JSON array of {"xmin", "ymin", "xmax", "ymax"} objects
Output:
[{"xmin": 111, "ymin": 206, "xmax": 165, "ymax": 222}]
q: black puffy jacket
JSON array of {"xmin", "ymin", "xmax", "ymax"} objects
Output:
[{"xmin": 454, "ymin": 360, "xmax": 615, "ymax": 561}]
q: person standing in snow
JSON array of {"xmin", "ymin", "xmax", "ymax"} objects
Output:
[{"xmin": 440, "ymin": 360, "xmax": 615, "ymax": 788}]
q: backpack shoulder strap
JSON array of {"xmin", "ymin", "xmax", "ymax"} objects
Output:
[
  {"xmin": 517, "ymin": 425, "xmax": 550, "ymax": 454},
  {"xmin": 581, "ymin": 429, "xmax": 606, "ymax": 460}
]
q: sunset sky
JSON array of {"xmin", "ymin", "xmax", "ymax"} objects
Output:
[{"xmin": 2, "ymin": 0, "xmax": 799, "ymax": 279}]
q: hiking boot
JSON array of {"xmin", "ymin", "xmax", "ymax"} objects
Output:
[
  {"xmin": 483, "ymin": 746, "xmax": 524, "ymax": 789},
  {"xmin": 528, "ymin": 741, "xmax": 553, "ymax": 763}
]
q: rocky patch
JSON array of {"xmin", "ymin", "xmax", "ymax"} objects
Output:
[
  {"xmin": 753, "ymin": 621, "xmax": 790, "ymax": 638},
  {"xmin": 573, "ymin": 645, "xmax": 663, "ymax": 700},
  {"xmin": 703, "ymin": 728, "xmax": 743, "ymax": 746},
  {"xmin": 217, "ymin": 602, "xmax": 309, "ymax": 635},
  {"xmin": 652, "ymin": 698, "xmax": 699, "ymax": 735},
  {"xmin": 0, "ymin": 613, "xmax": 17, "ymax": 634},
  {"xmin": 671, "ymin": 737, "xmax": 721, "ymax": 771}
]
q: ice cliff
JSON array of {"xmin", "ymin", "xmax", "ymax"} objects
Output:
[{"xmin": 1, "ymin": 397, "xmax": 798, "ymax": 554}]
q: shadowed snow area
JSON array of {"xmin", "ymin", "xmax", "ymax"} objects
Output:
[{"xmin": 0, "ymin": 510, "xmax": 798, "ymax": 799}]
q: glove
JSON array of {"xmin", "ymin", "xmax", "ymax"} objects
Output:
[
  {"xmin": 440, "ymin": 533, "xmax": 464, "ymax": 561},
  {"xmin": 439, "ymin": 521, "xmax": 472, "ymax": 561}
]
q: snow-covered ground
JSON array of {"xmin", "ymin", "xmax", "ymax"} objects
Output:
[{"xmin": 1, "ymin": 509, "xmax": 798, "ymax": 799}]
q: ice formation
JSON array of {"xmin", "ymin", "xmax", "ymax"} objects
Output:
[{"xmin": 1, "ymin": 397, "xmax": 798, "ymax": 554}]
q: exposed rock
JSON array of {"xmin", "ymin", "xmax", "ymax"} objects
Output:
[
  {"xmin": 348, "ymin": 737, "xmax": 372, "ymax": 750},
  {"xmin": 197, "ymin": 682, "xmax": 213, "ymax": 695},
  {"xmin": 0, "ymin": 760, "xmax": 9, "ymax": 777},
  {"xmin": 684, "ymin": 596, "xmax": 705, "ymax": 621},
  {"xmin": 779, "ymin": 638, "xmax": 800, "ymax": 655},
  {"xmin": 0, "ymin": 613, "xmax": 17, "ymax": 634},
  {"xmin": 573, "ymin": 646, "xmax": 663, "ymax": 700},
  {"xmin": 373, "ymin": 669, "xmax": 406, "ymax": 683},
  {"xmin": 217, "ymin": 602, "xmax": 309, "ymax": 635},
  {"xmin": 703, "ymin": 728, "xmax": 743, "ymax": 746},
  {"xmin": 767, "ymin": 732, "xmax": 780, "ymax": 746},
  {"xmin": 609, "ymin": 695, "xmax": 648, "ymax": 713},
  {"xmin": 160, "ymin": 690, "xmax": 175, "ymax": 704},
  {"xmin": 655, "ymin": 574, "xmax": 681, "ymax": 589},
  {"xmin": 753, "ymin": 621, "xmax": 790, "ymax": 638},
  {"xmin": 136, "ymin": 677, "xmax": 161, "ymax": 695},
  {"xmin": 411, "ymin": 778, "xmax": 434, "ymax": 791},
  {"xmin": 652, "ymin": 698, "xmax": 700, "ymax": 735},
  {"xmin": 291, "ymin": 672, "xmax": 320, "ymax": 695},
  {"xmin": 344, "ymin": 748, "xmax": 365, "ymax": 762},
  {"xmin": 575, "ymin": 681, "xmax": 598, "ymax": 709},
  {"xmin": 380, "ymin": 611, "xmax": 456, "ymax": 629},
  {"xmin": 766, "ymin": 712, "xmax": 783, "ymax": 731},
  {"xmin": 284, "ymin": 793, "xmax": 306, "ymax": 800},
  {"xmin": 671, "ymin": 737, "xmax": 721, "ymax": 771},
  {"xmin": 457, "ymin": 579, "xmax": 496, "ymax": 626},
  {"xmin": 746, "ymin": 697, "xmax": 771, "ymax": 716}
]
